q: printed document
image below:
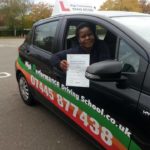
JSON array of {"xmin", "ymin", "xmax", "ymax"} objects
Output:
[{"xmin": 66, "ymin": 54, "xmax": 90, "ymax": 87}]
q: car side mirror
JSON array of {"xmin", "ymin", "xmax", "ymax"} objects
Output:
[{"xmin": 85, "ymin": 60, "xmax": 123, "ymax": 81}]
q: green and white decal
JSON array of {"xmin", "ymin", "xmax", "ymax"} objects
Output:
[{"xmin": 16, "ymin": 57, "xmax": 141, "ymax": 150}]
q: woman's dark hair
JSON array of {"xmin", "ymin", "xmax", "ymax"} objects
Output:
[{"xmin": 75, "ymin": 22, "xmax": 97, "ymax": 40}]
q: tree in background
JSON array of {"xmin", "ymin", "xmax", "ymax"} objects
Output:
[
  {"xmin": 100, "ymin": 0, "xmax": 142, "ymax": 12},
  {"xmin": 0, "ymin": 0, "xmax": 8, "ymax": 26},
  {"xmin": 0, "ymin": 0, "xmax": 53, "ymax": 36},
  {"xmin": 24, "ymin": 2, "xmax": 53, "ymax": 29},
  {"xmin": 0, "ymin": 0, "xmax": 31, "ymax": 35}
]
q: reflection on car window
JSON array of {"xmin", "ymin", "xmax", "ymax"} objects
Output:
[
  {"xmin": 96, "ymin": 25, "xmax": 107, "ymax": 40},
  {"xmin": 25, "ymin": 30, "xmax": 32, "ymax": 44},
  {"xmin": 118, "ymin": 39, "xmax": 140, "ymax": 72},
  {"xmin": 66, "ymin": 25, "xmax": 77, "ymax": 49},
  {"xmin": 33, "ymin": 21, "xmax": 58, "ymax": 52},
  {"xmin": 67, "ymin": 26, "xmax": 76, "ymax": 39}
]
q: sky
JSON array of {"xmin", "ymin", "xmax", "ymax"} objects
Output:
[{"xmin": 34, "ymin": 0, "xmax": 106, "ymax": 8}]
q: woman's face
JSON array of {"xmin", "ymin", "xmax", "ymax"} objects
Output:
[{"xmin": 78, "ymin": 27, "xmax": 95, "ymax": 50}]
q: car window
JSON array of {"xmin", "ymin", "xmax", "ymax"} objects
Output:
[
  {"xmin": 24, "ymin": 30, "xmax": 32, "ymax": 44},
  {"xmin": 118, "ymin": 39, "xmax": 140, "ymax": 73},
  {"xmin": 33, "ymin": 21, "xmax": 58, "ymax": 52},
  {"xmin": 67, "ymin": 25, "xmax": 76, "ymax": 39},
  {"xmin": 96, "ymin": 25, "xmax": 107, "ymax": 40},
  {"xmin": 66, "ymin": 25, "xmax": 78, "ymax": 49}
]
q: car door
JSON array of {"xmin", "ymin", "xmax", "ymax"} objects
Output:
[
  {"xmin": 86, "ymin": 20, "xmax": 149, "ymax": 150},
  {"xmin": 52, "ymin": 15, "xmax": 150, "ymax": 149},
  {"xmin": 24, "ymin": 18, "xmax": 65, "ymax": 83},
  {"xmin": 19, "ymin": 17, "xmax": 64, "ymax": 101},
  {"xmin": 50, "ymin": 15, "xmax": 137, "ymax": 150},
  {"xmin": 29, "ymin": 19, "xmax": 62, "ymax": 75},
  {"xmin": 53, "ymin": 15, "xmax": 148, "ymax": 116},
  {"xmin": 88, "ymin": 20, "xmax": 149, "ymax": 150}
]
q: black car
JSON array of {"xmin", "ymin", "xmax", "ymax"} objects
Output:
[{"xmin": 15, "ymin": 11, "xmax": 150, "ymax": 150}]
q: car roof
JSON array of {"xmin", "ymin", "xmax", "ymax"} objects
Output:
[
  {"xmin": 35, "ymin": 11, "xmax": 149, "ymax": 23},
  {"xmin": 52, "ymin": 10, "xmax": 150, "ymax": 18},
  {"xmin": 92, "ymin": 11, "xmax": 149, "ymax": 17},
  {"xmin": 35, "ymin": 11, "xmax": 150, "ymax": 27}
]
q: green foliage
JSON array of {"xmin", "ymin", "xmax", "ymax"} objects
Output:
[
  {"xmin": 0, "ymin": 0, "xmax": 31, "ymax": 36},
  {"xmin": 100, "ymin": 0, "xmax": 142, "ymax": 12},
  {"xmin": 0, "ymin": 0, "xmax": 52, "ymax": 36},
  {"xmin": 24, "ymin": 2, "xmax": 53, "ymax": 28}
]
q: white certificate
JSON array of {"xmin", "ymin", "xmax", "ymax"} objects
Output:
[{"xmin": 66, "ymin": 54, "xmax": 90, "ymax": 87}]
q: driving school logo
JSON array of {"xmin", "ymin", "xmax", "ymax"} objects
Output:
[{"xmin": 16, "ymin": 58, "xmax": 142, "ymax": 150}]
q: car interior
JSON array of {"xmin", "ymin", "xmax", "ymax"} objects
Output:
[{"xmin": 64, "ymin": 21, "xmax": 117, "ymax": 60}]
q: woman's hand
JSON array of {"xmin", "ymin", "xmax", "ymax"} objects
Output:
[{"xmin": 59, "ymin": 60, "xmax": 69, "ymax": 72}]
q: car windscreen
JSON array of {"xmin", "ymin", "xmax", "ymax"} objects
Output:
[{"xmin": 112, "ymin": 16, "xmax": 150, "ymax": 44}]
